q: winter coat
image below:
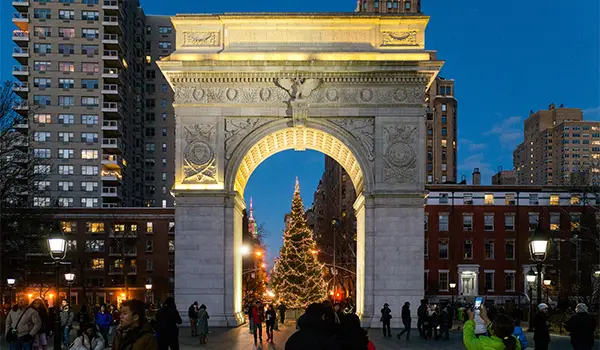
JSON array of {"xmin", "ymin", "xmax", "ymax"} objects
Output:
[
  {"xmin": 155, "ymin": 305, "xmax": 182, "ymax": 339},
  {"xmin": 70, "ymin": 334, "xmax": 105, "ymax": 350},
  {"xmin": 565, "ymin": 312, "xmax": 596, "ymax": 349},
  {"xmin": 95, "ymin": 311, "xmax": 112, "ymax": 327},
  {"xmin": 265, "ymin": 309, "xmax": 276, "ymax": 325},
  {"xmin": 277, "ymin": 304, "xmax": 287, "ymax": 314},
  {"xmin": 251, "ymin": 306, "xmax": 265, "ymax": 324},
  {"xmin": 112, "ymin": 322, "xmax": 158, "ymax": 350},
  {"xmin": 197, "ymin": 308, "xmax": 209, "ymax": 336},
  {"xmin": 187, "ymin": 305, "xmax": 198, "ymax": 320},
  {"xmin": 60, "ymin": 310, "xmax": 74, "ymax": 328},
  {"xmin": 513, "ymin": 325, "xmax": 528, "ymax": 349},
  {"xmin": 417, "ymin": 304, "xmax": 428, "ymax": 320},
  {"xmin": 285, "ymin": 311, "xmax": 340, "ymax": 350},
  {"xmin": 401, "ymin": 305, "xmax": 411, "ymax": 323},
  {"xmin": 5, "ymin": 307, "xmax": 42, "ymax": 338},
  {"xmin": 463, "ymin": 320, "xmax": 522, "ymax": 350},
  {"xmin": 110, "ymin": 310, "xmax": 120, "ymax": 326},
  {"xmin": 533, "ymin": 312, "xmax": 550, "ymax": 344},
  {"xmin": 380, "ymin": 307, "xmax": 392, "ymax": 322}
]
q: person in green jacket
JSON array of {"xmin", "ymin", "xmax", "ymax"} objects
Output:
[{"xmin": 463, "ymin": 305, "xmax": 521, "ymax": 350}]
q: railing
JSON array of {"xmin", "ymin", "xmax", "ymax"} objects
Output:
[
  {"xmin": 103, "ymin": 120, "xmax": 118, "ymax": 128},
  {"xmin": 102, "ymin": 186, "xmax": 118, "ymax": 194},
  {"xmin": 13, "ymin": 81, "xmax": 28, "ymax": 89},
  {"xmin": 103, "ymin": 0, "xmax": 118, "ymax": 6},
  {"xmin": 103, "ymin": 16, "xmax": 118, "ymax": 23},
  {"xmin": 12, "ymin": 30, "xmax": 29, "ymax": 38},
  {"xmin": 12, "ymin": 65, "xmax": 28, "ymax": 72},
  {"xmin": 102, "ymin": 154, "xmax": 118, "ymax": 162},
  {"xmin": 102, "ymin": 84, "xmax": 119, "ymax": 91},
  {"xmin": 103, "ymin": 34, "xmax": 118, "ymax": 41},
  {"xmin": 101, "ymin": 170, "xmax": 122, "ymax": 179},
  {"xmin": 103, "ymin": 102, "xmax": 119, "ymax": 109},
  {"xmin": 103, "ymin": 50, "xmax": 118, "ymax": 57},
  {"xmin": 13, "ymin": 101, "xmax": 29, "ymax": 109},
  {"xmin": 13, "ymin": 47, "xmax": 29, "ymax": 54},
  {"xmin": 102, "ymin": 138, "xmax": 118, "ymax": 146},
  {"xmin": 103, "ymin": 68, "xmax": 119, "ymax": 75},
  {"xmin": 108, "ymin": 266, "xmax": 138, "ymax": 274},
  {"xmin": 13, "ymin": 12, "xmax": 29, "ymax": 20}
]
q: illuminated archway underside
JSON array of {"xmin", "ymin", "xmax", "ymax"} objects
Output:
[{"xmin": 234, "ymin": 127, "xmax": 363, "ymax": 197}]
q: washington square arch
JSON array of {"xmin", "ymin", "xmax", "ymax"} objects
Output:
[{"xmin": 157, "ymin": 12, "xmax": 443, "ymax": 328}]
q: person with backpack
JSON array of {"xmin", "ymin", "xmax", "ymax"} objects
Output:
[
  {"xmin": 69, "ymin": 323, "xmax": 105, "ymax": 350},
  {"xmin": 5, "ymin": 299, "xmax": 42, "ymax": 350},
  {"xmin": 463, "ymin": 307, "xmax": 521, "ymax": 350},
  {"xmin": 513, "ymin": 318, "xmax": 528, "ymax": 349}
]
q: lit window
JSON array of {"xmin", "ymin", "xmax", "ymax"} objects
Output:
[
  {"xmin": 505, "ymin": 193, "xmax": 515, "ymax": 205},
  {"xmin": 86, "ymin": 222, "xmax": 104, "ymax": 233},
  {"xmin": 550, "ymin": 213, "xmax": 560, "ymax": 231},
  {"xmin": 570, "ymin": 195, "xmax": 580, "ymax": 205},
  {"xmin": 168, "ymin": 240, "xmax": 175, "ymax": 252},
  {"xmin": 146, "ymin": 222, "xmax": 153, "ymax": 233},
  {"xmin": 571, "ymin": 213, "xmax": 580, "ymax": 231},
  {"xmin": 550, "ymin": 194, "xmax": 559, "ymax": 205},
  {"xmin": 484, "ymin": 193, "xmax": 494, "ymax": 205},
  {"xmin": 90, "ymin": 258, "xmax": 104, "ymax": 270},
  {"xmin": 60, "ymin": 221, "xmax": 77, "ymax": 233}
]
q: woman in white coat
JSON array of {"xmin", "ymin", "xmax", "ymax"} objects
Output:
[{"xmin": 69, "ymin": 323, "xmax": 105, "ymax": 350}]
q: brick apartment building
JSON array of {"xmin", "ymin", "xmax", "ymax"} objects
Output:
[
  {"xmin": 2, "ymin": 208, "xmax": 175, "ymax": 307},
  {"xmin": 425, "ymin": 185, "xmax": 599, "ymax": 305}
]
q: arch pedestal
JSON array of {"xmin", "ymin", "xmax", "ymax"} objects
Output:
[{"xmin": 159, "ymin": 13, "xmax": 442, "ymax": 327}]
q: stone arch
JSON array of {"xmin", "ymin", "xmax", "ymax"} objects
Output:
[{"xmin": 224, "ymin": 119, "xmax": 374, "ymax": 197}]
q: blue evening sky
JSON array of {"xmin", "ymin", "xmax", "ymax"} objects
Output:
[{"xmin": 1, "ymin": 0, "xmax": 598, "ymax": 264}]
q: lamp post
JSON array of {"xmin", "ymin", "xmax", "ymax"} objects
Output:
[
  {"xmin": 64, "ymin": 273, "xmax": 75, "ymax": 305},
  {"xmin": 449, "ymin": 282, "xmax": 457, "ymax": 304},
  {"xmin": 331, "ymin": 218, "xmax": 340, "ymax": 298},
  {"xmin": 543, "ymin": 279, "xmax": 551, "ymax": 304},
  {"xmin": 47, "ymin": 224, "xmax": 67, "ymax": 350},
  {"xmin": 145, "ymin": 284, "xmax": 153, "ymax": 304},
  {"xmin": 526, "ymin": 268, "xmax": 536, "ymax": 331},
  {"xmin": 7, "ymin": 278, "xmax": 15, "ymax": 305},
  {"xmin": 528, "ymin": 227, "xmax": 548, "ymax": 308}
]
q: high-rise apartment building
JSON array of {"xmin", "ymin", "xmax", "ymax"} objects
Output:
[
  {"xmin": 356, "ymin": 0, "xmax": 421, "ymax": 13},
  {"xmin": 513, "ymin": 104, "xmax": 600, "ymax": 186},
  {"xmin": 426, "ymin": 76, "xmax": 457, "ymax": 184},
  {"xmin": 10, "ymin": 0, "xmax": 175, "ymax": 208}
]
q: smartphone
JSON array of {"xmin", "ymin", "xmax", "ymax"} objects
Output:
[{"xmin": 474, "ymin": 297, "xmax": 483, "ymax": 310}]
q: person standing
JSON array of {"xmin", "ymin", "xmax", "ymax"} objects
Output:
[
  {"xmin": 31, "ymin": 299, "xmax": 49, "ymax": 350},
  {"xmin": 265, "ymin": 304, "xmax": 276, "ymax": 342},
  {"xmin": 436, "ymin": 306, "xmax": 450, "ymax": 341},
  {"xmin": 112, "ymin": 299, "xmax": 158, "ymax": 350},
  {"xmin": 246, "ymin": 303, "xmax": 254, "ymax": 334},
  {"xmin": 108, "ymin": 304, "xmax": 120, "ymax": 347},
  {"xmin": 69, "ymin": 323, "xmax": 104, "ymax": 350},
  {"xmin": 277, "ymin": 302, "xmax": 287, "ymax": 325},
  {"xmin": 251, "ymin": 301, "xmax": 264, "ymax": 345},
  {"xmin": 533, "ymin": 303, "xmax": 550, "ymax": 350},
  {"xmin": 95, "ymin": 304, "xmax": 111, "ymax": 345},
  {"xmin": 397, "ymin": 301, "xmax": 411, "ymax": 340},
  {"xmin": 155, "ymin": 297, "xmax": 183, "ymax": 350},
  {"xmin": 565, "ymin": 303, "xmax": 596, "ymax": 350},
  {"xmin": 59, "ymin": 303, "xmax": 74, "ymax": 348},
  {"xmin": 5, "ymin": 299, "xmax": 42, "ymax": 350},
  {"xmin": 187, "ymin": 302, "xmax": 198, "ymax": 337},
  {"xmin": 380, "ymin": 303, "xmax": 392, "ymax": 337},
  {"xmin": 463, "ymin": 308, "xmax": 520, "ymax": 350},
  {"xmin": 417, "ymin": 299, "xmax": 428, "ymax": 339},
  {"xmin": 197, "ymin": 304, "xmax": 210, "ymax": 345}
]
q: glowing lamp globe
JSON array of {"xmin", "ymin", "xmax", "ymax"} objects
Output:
[
  {"xmin": 145, "ymin": 284, "xmax": 153, "ymax": 291},
  {"xmin": 543, "ymin": 279, "xmax": 552, "ymax": 287},
  {"xmin": 7, "ymin": 278, "xmax": 15, "ymax": 286},
  {"xmin": 48, "ymin": 227, "xmax": 67, "ymax": 261},
  {"xmin": 449, "ymin": 282, "xmax": 456, "ymax": 289},
  {"xmin": 526, "ymin": 268, "xmax": 537, "ymax": 284},
  {"xmin": 528, "ymin": 227, "xmax": 548, "ymax": 262},
  {"xmin": 240, "ymin": 245, "xmax": 250, "ymax": 256},
  {"xmin": 64, "ymin": 273, "xmax": 75, "ymax": 283}
]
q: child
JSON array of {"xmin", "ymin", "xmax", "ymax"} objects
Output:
[{"xmin": 513, "ymin": 318, "xmax": 528, "ymax": 349}]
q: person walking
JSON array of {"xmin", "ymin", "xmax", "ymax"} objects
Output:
[
  {"xmin": 5, "ymin": 299, "xmax": 42, "ymax": 350},
  {"xmin": 417, "ymin": 299, "xmax": 428, "ymax": 339},
  {"xmin": 463, "ymin": 307, "xmax": 521, "ymax": 350},
  {"xmin": 59, "ymin": 303, "xmax": 74, "ymax": 348},
  {"xmin": 246, "ymin": 303, "xmax": 254, "ymax": 334},
  {"xmin": 380, "ymin": 303, "xmax": 392, "ymax": 337},
  {"xmin": 197, "ymin": 304, "xmax": 210, "ymax": 345},
  {"xmin": 565, "ymin": 303, "xmax": 596, "ymax": 350},
  {"xmin": 187, "ymin": 302, "xmax": 198, "ymax": 337},
  {"xmin": 155, "ymin": 297, "xmax": 183, "ymax": 350},
  {"xmin": 94, "ymin": 304, "xmax": 111, "ymax": 345},
  {"xmin": 277, "ymin": 302, "xmax": 287, "ymax": 325},
  {"xmin": 251, "ymin": 301, "xmax": 265, "ymax": 345},
  {"xmin": 30, "ymin": 299, "xmax": 49, "ymax": 350},
  {"xmin": 265, "ymin": 304, "xmax": 276, "ymax": 342},
  {"xmin": 112, "ymin": 299, "xmax": 158, "ymax": 350},
  {"xmin": 533, "ymin": 303, "xmax": 550, "ymax": 350},
  {"xmin": 436, "ymin": 306, "xmax": 450, "ymax": 341},
  {"xmin": 69, "ymin": 323, "xmax": 105, "ymax": 350},
  {"xmin": 397, "ymin": 301, "xmax": 411, "ymax": 341},
  {"xmin": 108, "ymin": 304, "xmax": 120, "ymax": 347}
]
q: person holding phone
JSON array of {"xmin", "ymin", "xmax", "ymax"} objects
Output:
[{"xmin": 463, "ymin": 306, "xmax": 521, "ymax": 350}]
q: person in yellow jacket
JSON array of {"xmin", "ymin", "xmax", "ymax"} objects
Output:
[{"xmin": 463, "ymin": 305, "xmax": 521, "ymax": 350}]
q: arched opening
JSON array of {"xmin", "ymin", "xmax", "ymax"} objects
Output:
[{"xmin": 226, "ymin": 122, "xmax": 371, "ymax": 318}]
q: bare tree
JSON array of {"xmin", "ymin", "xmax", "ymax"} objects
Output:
[{"xmin": 108, "ymin": 220, "xmax": 139, "ymax": 300}]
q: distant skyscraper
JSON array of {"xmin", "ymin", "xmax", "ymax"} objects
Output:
[
  {"xmin": 513, "ymin": 104, "xmax": 600, "ymax": 185},
  {"xmin": 248, "ymin": 197, "xmax": 257, "ymax": 238}
]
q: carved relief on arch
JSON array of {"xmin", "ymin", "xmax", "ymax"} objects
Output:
[
  {"xmin": 182, "ymin": 124, "xmax": 217, "ymax": 184},
  {"xmin": 329, "ymin": 118, "xmax": 375, "ymax": 162},
  {"xmin": 224, "ymin": 118, "xmax": 274, "ymax": 160},
  {"xmin": 383, "ymin": 123, "xmax": 418, "ymax": 184}
]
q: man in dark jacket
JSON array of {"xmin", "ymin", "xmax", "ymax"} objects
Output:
[
  {"xmin": 435, "ymin": 306, "xmax": 451, "ymax": 341},
  {"xmin": 565, "ymin": 303, "xmax": 596, "ymax": 350},
  {"xmin": 285, "ymin": 303, "xmax": 339, "ymax": 350},
  {"xmin": 533, "ymin": 303, "xmax": 550, "ymax": 350},
  {"xmin": 156, "ymin": 297, "xmax": 183, "ymax": 350},
  {"xmin": 380, "ymin": 303, "xmax": 392, "ymax": 337},
  {"xmin": 397, "ymin": 301, "xmax": 411, "ymax": 340},
  {"xmin": 113, "ymin": 299, "xmax": 158, "ymax": 350},
  {"xmin": 187, "ymin": 302, "xmax": 198, "ymax": 337},
  {"xmin": 417, "ymin": 299, "xmax": 428, "ymax": 339}
]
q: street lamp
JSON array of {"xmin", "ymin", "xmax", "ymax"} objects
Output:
[
  {"xmin": 526, "ymin": 268, "xmax": 537, "ymax": 331},
  {"xmin": 594, "ymin": 270, "xmax": 600, "ymax": 278},
  {"xmin": 528, "ymin": 227, "xmax": 548, "ymax": 308},
  {"xmin": 240, "ymin": 245, "xmax": 250, "ymax": 256},
  {"xmin": 7, "ymin": 278, "xmax": 15, "ymax": 305},
  {"xmin": 47, "ymin": 224, "xmax": 67, "ymax": 350},
  {"xmin": 449, "ymin": 282, "xmax": 457, "ymax": 304},
  {"xmin": 145, "ymin": 284, "xmax": 153, "ymax": 304},
  {"xmin": 64, "ymin": 273, "xmax": 75, "ymax": 305},
  {"xmin": 543, "ymin": 279, "xmax": 552, "ymax": 304}
]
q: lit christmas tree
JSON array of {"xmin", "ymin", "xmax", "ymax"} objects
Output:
[{"xmin": 271, "ymin": 177, "xmax": 327, "ymax": 309}]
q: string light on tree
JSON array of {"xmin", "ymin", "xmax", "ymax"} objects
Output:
[{"xmin": 271, "ymin": 177, "xmax": 327, "ymax": 309}]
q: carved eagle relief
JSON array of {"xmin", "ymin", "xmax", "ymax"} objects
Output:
[{"xmin": 276, "ymin": 78, "xmax": 322, "ymax": 99}]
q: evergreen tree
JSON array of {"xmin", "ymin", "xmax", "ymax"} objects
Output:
[{"xmin": 271, "ymin": 177, "xmax": 327, "ymax": 308}]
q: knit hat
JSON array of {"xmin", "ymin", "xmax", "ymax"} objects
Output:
[
  {"xmin": 576, "ymin": 303, "xmax": 588, "ymax": 313},
  {"xmin": 538, "ymin": 303, "xmax": 548, "ymax": 311}
]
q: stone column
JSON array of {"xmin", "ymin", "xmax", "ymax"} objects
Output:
[{"xmin": 173, "ymin": 190, "xmax": 244, "ymax": 327}]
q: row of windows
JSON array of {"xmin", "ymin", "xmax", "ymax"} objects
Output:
[
  {"xmin": 35, "ymin": 178, "xmax": 170, "ymax": 192},
  {"xmin": 427, "ymin": 238, "xmax": 516, "ymax": 260},
  {"xmin": 60, "ymin": 221, "xmax": 174, "ymax": 233},
  {"xmin": 425, "ymin": 212, "xmax": 581, "ymax": 232},
  {"xmin": 33, "ymin": 148, "xmax": 99, "ymax": 159},
  {"xmin": 34, "ymin": 113, "xmax": 99, "ymax": 124},
  {"xmin": 34, "ymin": 131, "xmax": 98, "ymax": 142},
  {"xmin": 32, "ymin": 8, "xmax": 99, "ymax": 20},
  {"xmin": 34, "ymin": 0, "xmax": 99, "ymax": 4},
  {"xmin": 33, "ymin": 95, "xmax": 99, "ymax": 107},
  {"xmin": 33, "ymin": 78, "xmax": 99, "ymax": 89},
  {"xmin": 431, "ymin": 271, "xmax": 516, "ymax": 292},
  {"xmin": 367, "ymin": 0, "xmax": 413, "ymax": 10},
  {"xmin": 33, "ymin": 27, "xmax": 100, "ymax": 38},
  {"xmin": 86, "ymin": 256, "xmax": 173, "ymax": 272},
  {"xmin": 435, "ymin": 192, "xmax": 592, "ymax": 205},
  {"xmin": 33, "ymin": 43, "xmax": 99, "ymax": 55},
  {"xmin": 34, "ymin": 61, "xmax": 100, "ymax": 72},
  {"xmin": 68, "ymin": 239, "xmax": 174, "ymax": 253}
]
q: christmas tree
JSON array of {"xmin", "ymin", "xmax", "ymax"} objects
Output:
[{"xmin": 271, "ymin": 177, "xmax": 327, "ymax": 309}]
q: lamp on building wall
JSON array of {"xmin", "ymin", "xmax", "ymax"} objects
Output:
[{"xmin": 449, "ymin": 282, "xmax": 457, "ymax": 304}]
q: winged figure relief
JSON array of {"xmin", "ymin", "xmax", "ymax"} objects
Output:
[
  {"xmin": 382, "ymin": 31, "xmax": 418, "ymax": 46},
  {"xmin": 276, "ymin": 78, "xmax": 322, "ymax": 99}
]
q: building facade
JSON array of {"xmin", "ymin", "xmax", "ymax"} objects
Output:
[
  {"xmin": 492, "ymin": 170, "xmax": 517, "ymax": 185},
  {"xmin": 11, "ymin": 0, "xmax": 175, "ymax": 208},
  {"xmin": 513, "ymin": 104, "xmax": 600, "ymax": 186},
  {"xmin": 425, "ymin": 185, "xmax": 599, "ymax": 305},
  {"xmin": 2, "ymin": 208, "xmax": 175, "ymax": 307},
  {"xmin": 356, "ymin": 0, "xmax": 421, "ymax": 13}
]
